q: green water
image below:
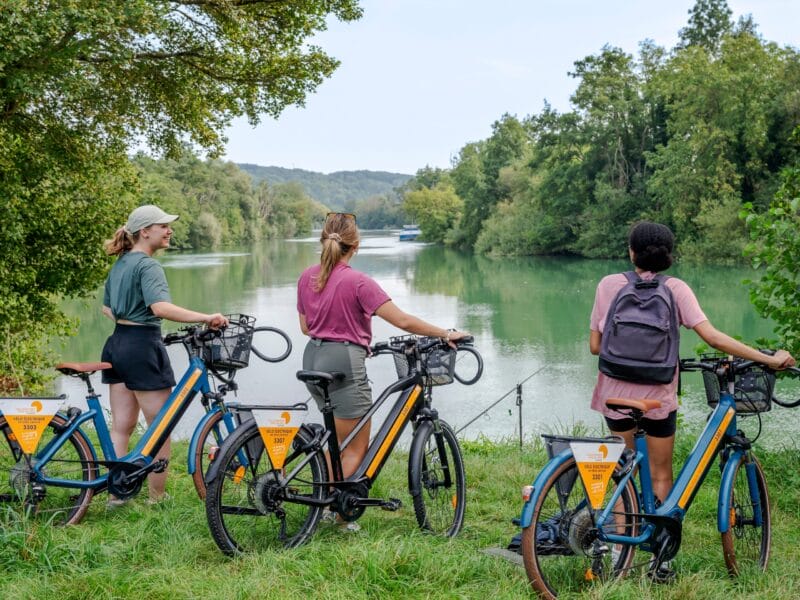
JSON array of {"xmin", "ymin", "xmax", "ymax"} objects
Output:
[{"xmin": 56, "ymin": 232, "xmax": 799, "ymax": 444}]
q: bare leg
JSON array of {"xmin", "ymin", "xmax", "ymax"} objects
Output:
[
  {"xmin": 135, "ymin": 388, "xmax": 172, "ymax": 500},
  {"xmin": 610, "ymin": 428, "xmax": 674, "ymax": 502},
  {"xmin": 645, "ymin": 434, "xmax": 675, "ymax": 503},
  {"xmin": 334, "ymin": 416, "xmax": 371, "ymax": 479},
  {"xmin": 109, "ymin": 383, "xmax": 139, "ymax": 459}
]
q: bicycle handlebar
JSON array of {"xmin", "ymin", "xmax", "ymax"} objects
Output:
[
  {"xmin": 370, "ymin": 335, "xmax": 475, "ymax": 355},
  {"xmin": 680, "ymin": 353, "xmax": 800, "ymax": 409}
]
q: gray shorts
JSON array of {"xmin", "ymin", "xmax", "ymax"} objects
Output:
[{"xmin": 302, "ymin": 338, "xmax": 372, "ymax": 419}]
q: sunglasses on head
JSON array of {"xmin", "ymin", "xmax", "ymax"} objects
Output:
[{"xmin": 326, "ymin": 212, "xmax": 357, "ymax": 224}]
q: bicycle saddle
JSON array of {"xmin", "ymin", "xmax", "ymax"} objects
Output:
[
  {"xmin": 295, "ymin": 370, "xmax": 346, "ymax": 387},
  {"xmin": 605, "ymin": 397, "xmax": 662, "ymax": 412},
  {"xmin": 56, "ymin": 362, "xmax": 112, "ymax": 376}
]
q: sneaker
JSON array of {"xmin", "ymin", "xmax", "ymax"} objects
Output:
[
  {"xmin": 338, "ymin": 521, "xmax": 361, "ymax": 533},
  {"xmin": 145, "ymin": 492, "xmax": 171, "ymax": 506},
  {"xmin": 647, "ymin": 559, "xmax": 676, "ymax": 584},
  {"xmin": 106, "ymin": 497, "xmax": 130, "ymax": 509},
  {"xmin": 320, "ymin": 509, "xmax": 338, "ymax": 524}
]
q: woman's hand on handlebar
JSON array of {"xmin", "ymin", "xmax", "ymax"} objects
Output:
[
  {"xmin": 765, "ymin": 349, "xmax": 796, "ymax": 370},
  {"xmin": 205, "ymin": 313, "xmax": 229, "ymax": 329},
  {"xmin": 444, "ymin": 329, "xmax": 470, "ymax": 349}
]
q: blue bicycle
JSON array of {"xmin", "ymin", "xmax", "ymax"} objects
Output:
[
  {"xmin": 518, "ymin": 354, "xmax": 800, "ymax": 598},
  {"xmin": 0, "ymin": 314, "xmax": 290, "ymax": 524}
]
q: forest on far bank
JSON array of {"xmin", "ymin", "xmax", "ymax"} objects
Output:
[{"xmin": 401, "ymin": 0, "xmax": 800, "ymax": 264}]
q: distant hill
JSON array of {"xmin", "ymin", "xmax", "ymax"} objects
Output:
[{"xmin": 237, "ymin": 164, "xmax": 412, "ymax": 210}]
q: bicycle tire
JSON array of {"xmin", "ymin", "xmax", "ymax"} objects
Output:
[
  {"xmin": 0, "ymin": 414, "xmax": 97, "ymax": 525},
  {"xmin": 721, "ymin": 454, "xmax": 771, "ymax": 575},
  {"xmin": 408, "ymin": 419, "xmax": 466, "ymax": 536},
  {"xmin": 191, "ymin": 411, "xmax": 228, "ymax": 500},
  {"xmin": 205, "ymin": 421, "xmax": 326, "ymax": 554},
  {"xmin": 250, "ymin": 326, "xmax": 292, "ymax": 363},
  {"xmin": 521, "ymin": 456, "xmax": 638, "ymax": 600}
]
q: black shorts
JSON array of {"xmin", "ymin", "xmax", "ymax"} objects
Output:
[
  {"xmin": 101, "ymin": 324, "xmax": 175, "ymax": 391},
  {"xmin": 605, "ymin": 410, "xmax": 677, "ymax": 438}
]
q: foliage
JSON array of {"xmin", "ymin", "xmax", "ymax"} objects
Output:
[
  {"xmin": 417, "ymin": 1, "xmax": 800, "ymax": 263},
  {"xmin": 403, "ymin": 184, "xmax": 463, "ymax": 243},
  {"xmin": 0, "ymin": 1, "xmax": 362, "ymax": 392},
  {"xmin": 238, "ymin": 164, "xmax": 411, "ymax": 212},
  {"xmin": 347, "ymin": 194, "xmax": 406, "ymax": 229},
  {"xmin": 743, "ymin": 159, "xmax": 800, "ymax": 354}
]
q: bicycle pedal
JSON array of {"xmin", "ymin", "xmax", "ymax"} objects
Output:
[
  {"xmin": 151, "ymin": 459, "xmax": 169, "ymax": 474},
  {"xmin": 381, "ymin": 498, "xmax": 403, "ymax": 511}
]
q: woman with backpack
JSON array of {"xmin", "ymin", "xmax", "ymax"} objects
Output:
[{"xmin": 589, "ymin": 221, "xmax": 795, "ymax": 506}]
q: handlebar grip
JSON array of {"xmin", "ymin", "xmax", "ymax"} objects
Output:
[
  {"xmin": 163, "ymin": 332, "xmax": 183, "ymax": 345},
  {"xmin": 196, "ymin": 328, "xmax": 222, "ymax": 342},
  {"xmin": 454, "ymin": 335, "xmax": 474, "ymax": 345}
]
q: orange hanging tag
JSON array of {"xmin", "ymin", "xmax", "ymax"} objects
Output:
[
  {"xmin": 570, "ymin": 441, "xmax": 625, "ymax": 509},
  {"xmin": 0, "ymin": 398, "xmax": 64, "ymax": 454},
  {"xmin": 252, "ymin": 409, "xmax": 305, "ymax": 470}
]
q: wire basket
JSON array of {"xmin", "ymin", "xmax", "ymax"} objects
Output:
[
  {"xmin": 392, "ymin": 336, "xmax": 456, "ymax": 386},
  {"xmin": 703, "ymin": 366, "xmax": 775, "ymax": 414},
  {"xmin": 202, "ymin": 314, "xmax": 255, "ymax": 371}
]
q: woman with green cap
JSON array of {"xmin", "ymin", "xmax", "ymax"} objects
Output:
[{"xmin": 100, "ymin": 205, "xmax": 228, "ymax": 505}]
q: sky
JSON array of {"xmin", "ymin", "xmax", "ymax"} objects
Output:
[{"xmin": 220, "ymin": 0, "xmax": 800, "ymax": 175}]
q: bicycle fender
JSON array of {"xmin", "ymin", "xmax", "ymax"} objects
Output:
[
  {"xmin": 717, "ymin": 449, "xmax": 745, "ymax": 533},
  {"xmin": 518, "ymin": 449, "xmax": 573, "ymax": 528},
  {"xmin": 187, "ymin": 407, "xmax": 223, "ymax": 475}
]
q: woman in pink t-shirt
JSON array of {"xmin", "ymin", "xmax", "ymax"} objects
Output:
[
  {"xmin": 297, "ymin": 213, "xmax": 469, "ymax": 482},
  {"xmin": 589, "ymin": 222, "xmax": 794, "ymax": 505}
]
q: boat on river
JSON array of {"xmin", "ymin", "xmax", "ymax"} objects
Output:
[{"xmin": 399, "ymin": 225, "xmax": 421, "ymax": 241}]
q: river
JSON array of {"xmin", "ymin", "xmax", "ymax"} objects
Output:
[{"xmin": 55, "ymin": 231, "xmax": 800, "ymax": 446}]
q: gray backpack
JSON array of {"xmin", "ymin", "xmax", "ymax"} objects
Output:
[{"xmin": 598, "ymin": 271, "xmax": 679, "ymax": 384}]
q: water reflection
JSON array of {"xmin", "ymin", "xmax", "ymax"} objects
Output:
[{"xmin": 56, "ymin": 233, "xmax": 799, "ymax": 445}]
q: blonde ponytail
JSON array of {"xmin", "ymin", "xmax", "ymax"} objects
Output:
[
  {"xmin": 314, "ymin": 214, "xmax": 359, "ymax": 291},
  {"xmin": 104, "ymin": 227, "xmax": 136, "ymax": 256}
]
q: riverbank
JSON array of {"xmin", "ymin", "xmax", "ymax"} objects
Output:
[{"xmin": 3, "ymin": 434, "xmax": 799, "ymax": 599}]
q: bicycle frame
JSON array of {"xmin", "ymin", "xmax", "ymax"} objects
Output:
[
  {"xmin": 29, "ymin": 355, "xmax": 222, "ymax": 491},
  {"xmin": 520, "ymin": 388, "xmax": 751, "ymax": 545}
]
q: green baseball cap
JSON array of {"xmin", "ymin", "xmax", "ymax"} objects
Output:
[{"xmin": 125, "ymin": 205, "xmax": 179, "ymax": 234}]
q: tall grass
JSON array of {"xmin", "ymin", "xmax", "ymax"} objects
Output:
[{"xmin": 1, "ymin": 432, "xmax": 799, "ymax": 599}]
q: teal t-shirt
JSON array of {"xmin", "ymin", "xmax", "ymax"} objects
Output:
[{"xmin": 103, "ymin": 251, "xmax": 171, "ymax": 326}]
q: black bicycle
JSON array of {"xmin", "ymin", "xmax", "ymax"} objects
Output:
[{"xmin": 204, "ymin": 335, "xmax": 483, "ymax": 553}]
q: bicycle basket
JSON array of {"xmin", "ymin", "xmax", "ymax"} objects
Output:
[
  {"xmin": 202, "ymin": 314, "xmax": 255, "ymax": 371},
  {"xmin": 391, "ymin": 336, "xmax": 456, "ymax": 386},
  {"xmin": 703, "ymin": 366, "xmax": 774, "ymax": 414}
]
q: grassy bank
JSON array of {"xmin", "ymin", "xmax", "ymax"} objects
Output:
[{"xmin": 2, "ymin": 433, "xmax": 799, "ymax": 599}]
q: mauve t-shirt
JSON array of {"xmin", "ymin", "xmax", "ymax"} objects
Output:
[
  {"xmin": 589, "ymin": 272, "xmax": 707, "ymax": 420},
  {"xmin": 297, "ymin": 262, "xmax": 391, "ymax": 348}
]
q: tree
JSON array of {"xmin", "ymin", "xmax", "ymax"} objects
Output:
[
  {"xmin": 743, "ymin": 155, "xmax": 800, "ymax": 354},
  {"xmin": 0, "ymin": 1, "xmax": 362, "ymax": 392},
  {"xmin": 451, "ymin": 115, "xmax": 530, "ymax": 249},
  {"xmin": 678, "ymin": 0, "xmax": 733, "ymax": 54},
  {"xmin": 403, "ymin": 184, "xmax": 463, "ymax": 243}
]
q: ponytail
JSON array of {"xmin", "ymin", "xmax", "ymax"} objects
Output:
[
  {"xmin": 314, "ymin": 215, "xmax": 359, "ymax": 291},
  {"xmin": 104, "ymin": 227, "xmax": 136, "ymax": 257}
]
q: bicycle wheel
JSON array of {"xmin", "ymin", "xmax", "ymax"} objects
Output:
[
  {"xmin": 721, "ymin": 454, "xmax": 771, "ymax": 575},
  {"xmin": 205, "ymin": 421, "xmax": 327, "ymax": 554},
  {"xmin": 191, "ymin": 411, "xmax": 229, "ymax": 500},
  {"xmin": 408, "ymin": 419, "xmax": 466, "ymax": 536},
  {"xmin": 0, "ymin": 414, "xmax": 97, "ymax": 525},
  {"xmin": 521, "ymin": 456, "xmax": 638, "ymax": 600}
]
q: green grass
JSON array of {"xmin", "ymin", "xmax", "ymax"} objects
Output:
[{"xmin": 1, "ymin": 431, "xmax": 799, "ymax": 599}]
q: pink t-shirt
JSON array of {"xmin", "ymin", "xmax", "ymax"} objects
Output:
[
  {"xmin": 297, "ymin": 262, "xmax": 391, "ymax": 348},
  {"xmin": 590, "ymin": 272, "xmax": 708, "ymax": 420}
]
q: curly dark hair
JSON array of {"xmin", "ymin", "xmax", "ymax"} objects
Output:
[{"xmin": 629, "ymin": 222, "xmax": 674, "ymax": 272}]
